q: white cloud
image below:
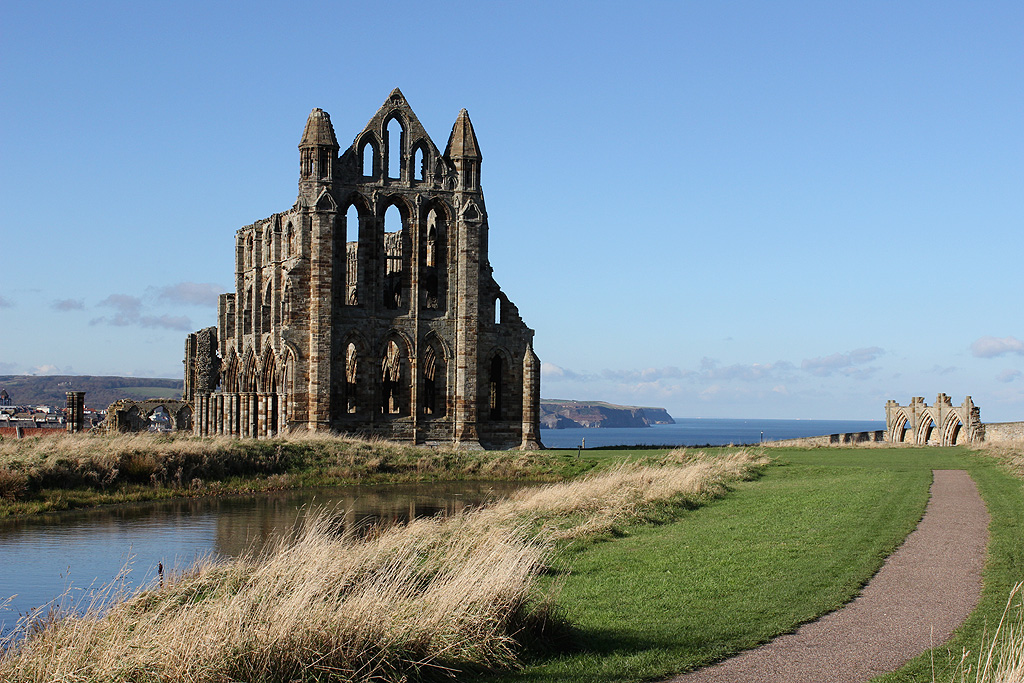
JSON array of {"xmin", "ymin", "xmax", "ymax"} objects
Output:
[
  {"xmin": 91, "ymin": 293, "xmax": 192, "ymax": 330},
  {"xmin": 971, "ymin": 336, "xmax": 1024, "ymax": 359},
  {"xmin": 139, "ymin": 315, "xmax": 193, "ymax": 330},
  {"xmin": 52, "ymin": 298, "xmax": 85, "ymax": 311},
  {"xmin": 541, "ymin": 362, "xmax": 594, "ymax": 382},
  {"xmin": 151, "ymin": 282, "xmax": 224, "ymax": 307},
  {"xmin": 0, "ymin": 296, "xmax": 12, "ymax": 309},
  {"xmin": 696, "ymin": 357, "xmax": 796, "ymax": 382},
  {"xmin": 997, "ymin": 369, "xmax": 1022, "ymax": 383},
  {"xmin": 602, "ymin": 366, "xmax": 684, "ymax": 382},
  {"xmin": 802, "ymin": 347, "xmax": 884, "ymax": 377}
]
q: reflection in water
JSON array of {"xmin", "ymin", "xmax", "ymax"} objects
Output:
[{"xmin": 0, "ymin": 481, "xmax": 530, "ymax": 636}]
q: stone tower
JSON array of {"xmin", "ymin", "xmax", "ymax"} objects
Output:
[{"xmin": 185, "ymin": 89, "xmax": 543, "ymax": 450}]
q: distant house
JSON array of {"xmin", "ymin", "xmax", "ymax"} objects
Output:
[{"xmin": 0, "ymin": 390, "xmax": 10, "ymax": 406}]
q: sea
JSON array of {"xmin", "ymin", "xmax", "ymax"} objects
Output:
[{"xmin": 539, "ymin": 418, "xmax": 885, "ymax": 449}]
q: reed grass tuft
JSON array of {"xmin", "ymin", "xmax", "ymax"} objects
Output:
[
  {"xmin": 0, "ymin": 431, "xmax": 595, "ymax": 516},
  {"xmin": 946, "ymin": 582, "xmax": 1024, "ymax": 683}
]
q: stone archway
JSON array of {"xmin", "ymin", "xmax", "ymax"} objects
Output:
[
  {"xmin": 106, "ymin": 399, "xmax": 193, "ymax": 433},
  {"xmin": 885, "ymin": 394, "xmax": 981, "ymax": 446}
]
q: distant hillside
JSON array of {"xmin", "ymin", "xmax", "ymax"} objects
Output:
[
  {"xmin": 540, "ymin": 400, "xmax": 675, "ymax": 429},
  {"xmin": 0, "ymin": 375, "xmax": 183, "ymax": 410}
]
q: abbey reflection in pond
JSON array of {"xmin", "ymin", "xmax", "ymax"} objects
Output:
[{"xmin": 184, "ymin": 89, "xmax": 542, "ymax": 450}]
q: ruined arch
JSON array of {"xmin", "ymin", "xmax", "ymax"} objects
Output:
[
  {"xmin": 942, "ymin": 412, "xmax": 965, "ymax": 446},
  {"xmin": 358, "ymin": 132, "xmax": 380, "ymax": 178},
  {"xmin": 411, "ymin": 139, "xmax": 429, "ymax": 181},
  {"xmin": 259, "ymin": 347, "xmax": 279, "ymax": 394},
  {"xmin": 338, "ymin": 192, "xmax": 371, "ymax": 308},
  {"xmin": 240, "ymin": 346, "xmax": 258, "ymax": 392},
  {"xmin": 334, "ymin": 332, "xmax": 368, "ymax": 419},
  {"xmin": 384, "ymin": 113, "xmax": 406, "ymax": 180},
  {"xmin": 889, "ymin": 409, "xmax": 910, "ymax": 443},
  {"xmin": 886, "ymin": 395, "xmax": 982, "ymax": 446},
  {"xmin": 484, "ymin": 347, "xmax": 515, "ymax": 422},
  {"xmin": 380, "ymin": 196, "xmax": 413, "ymax": 310},
  {"xmin": 243, "ymin": 286, "xmax": 254, "ymax": 334},
  {"xmin": 421, "ymin": 332, "xmax": 449, "ymax": 418},
  {"xmin": 379, "ymin": 331, "xmax": 412, "ymax": 417},
  {"xmin": 222, "ymin": 352, "xmax": 240, "ymax": 394},
  {"xmin": 262, "ymin": 281, "xmax": 273, "ymax": 332},
  {"xmin": 422, "ymin": 199, "xmax": 451, "ymax": 312},
  {"xmin": 106, "ymin": 399, "xmax": 194, "ymax": 433},
  {"xmin": 280, "ymin": 343, "xmax": 300, "ymax": 426},
  {"xmin": 916, "ymin": 408, "xmax": 938, "ymax": 445}
]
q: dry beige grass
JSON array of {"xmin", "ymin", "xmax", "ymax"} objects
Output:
[
  {"xmin": 484, "ymin": 449, "xmax": 769, "ymax": 541},
  {"xmin": 0, "ymin": 449, "xmax": 767, "ymax": 683},
  {"xmin": 970, "ymin": 443, "xmax": 1024, "ymax": 479},
  {"xmin": 0, "ymin": 431, "xmax": 562, "ymax": 514},
  {"xmin": 947, "ymin": 582, "xmax": 1024, "ymax": 683}
]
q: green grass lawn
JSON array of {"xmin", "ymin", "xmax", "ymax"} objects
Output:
[{"xmin": 484, "ymin": 447, "xmax": 1024, "ymax": 683}]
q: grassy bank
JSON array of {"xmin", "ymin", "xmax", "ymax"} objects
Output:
[
  {"xmin": 0, "ymin": 450, "xmax": 769, "ymax": 682},
  {"xmin": 0, "ymin": 431, "xmax": 609, "ymax": 517},
  {"xmin": 483, "ymin": 446, "xmax": 1024, "ymax": 683}
]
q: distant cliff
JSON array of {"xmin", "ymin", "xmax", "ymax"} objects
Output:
[
  {"xmin": 0, "ymin": 375, "xmax": 183, "ymax": 409},
  {"xmin": 540, "ymin": 400, "xmax": 675, "ymax": 429}
]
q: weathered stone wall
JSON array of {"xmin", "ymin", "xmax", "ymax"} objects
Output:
[
  {"xmin": 105, "ymin": 398, "xmax": 193, "ymax": 432},
  {"xmin": 185, "ymin": 89, "xmax": 542, "ymax": 449},
  {"xmin": 764, "ymin": 431, "xmax": 886, "ymax": 448},
  {"xmin": 980, "ymin": 422, "xmax": 1024, "ymax": 443},
  {"xmin": 885, "ymin": 394, "xmax": 981, "ymax": 445}
]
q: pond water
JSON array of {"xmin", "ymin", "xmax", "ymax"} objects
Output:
[{"xmin": 0, "ymin": 480, "xmax": 531, "ymax": 637}]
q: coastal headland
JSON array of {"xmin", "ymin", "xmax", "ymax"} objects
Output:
[{"xmin": 541, "ymin": 399, "xmax": 675, "ymax": 429}]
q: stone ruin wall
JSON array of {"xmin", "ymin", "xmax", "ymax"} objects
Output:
[
  {"xmin": 885, "ymin": 394, "xmax": 982, "ymax": 446},
  {"xmin": 183, "ymin": 89, "xmax": 543, "ymax": 450},
  {"xmin": 977, "ymin": 421, "xmax": 1024, "ymax": 444}
]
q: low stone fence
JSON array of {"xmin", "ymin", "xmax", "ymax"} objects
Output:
[
  {"xmin": 980, "ymin": 422, "xmax": 1024, "ymax": 443},
  {"xmin": 764, "ymin": 431, "xmax": 887, "ymax": 448}
]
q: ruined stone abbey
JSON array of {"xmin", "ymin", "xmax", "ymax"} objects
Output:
[{"xmin": 184, "ymin": 89, "xmax": 542, "ymax": 449}]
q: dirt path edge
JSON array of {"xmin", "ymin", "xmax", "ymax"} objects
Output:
[{"xmin": 667, "ymin": 469, "xmax": 990, "ymax": 683}]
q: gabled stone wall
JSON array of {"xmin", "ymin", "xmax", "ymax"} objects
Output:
[
  {"xmin": 185, "ymin": 89, "xmax": 542, "ymax": 449},
  {"xmin": 884, "ymin": 394, "xmax": 982, "ymax": 445}
]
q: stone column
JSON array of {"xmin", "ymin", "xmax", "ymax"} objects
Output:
[
  {"xmin": 307, "ymin": 209, "xmax": 335, "ymax": 430},
  {"xmin": 194, "ymin": 395, "xmax": 201, "ymax": 436},
  {"xmin": 201, "ymin": 395, "xmax": 209, "ymax": 436},
  {"xmin": 65, "ymin": 392, "xmax": 86, "ymax": 433},
  {"xmin": 257, "ymin": 393, "xmax": 265, "ymax": 438},
  {"xmin": 241, "ymin": 393, "xmax": 250, "ymax": 438},
  {"xmin": 453, "ymin": 207, "xmax": 481, "ymax": 449},
  {"xmin": 520, "ymin": 344, "xmax": 543, "ymax": 450},
  {"xmin": 250, "ymin": 393, "xmax": 259, "ymax": 437},
  {"xmin": 220, "ymin": 394, "xmax": 228, "ymax": 435},
  {"xmin": 278, "ymin": 392, "xmax": 287, "ymax": 434}
]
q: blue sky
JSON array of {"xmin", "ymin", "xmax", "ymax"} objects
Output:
[{"xmin": 1, "ymin": 1, "xmax": 1022, "ymax": 420}]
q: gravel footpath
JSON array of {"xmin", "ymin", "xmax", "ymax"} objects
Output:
[{"xmin": 668, "ymin": 469, "xmax": 989, "ymax": 683}]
